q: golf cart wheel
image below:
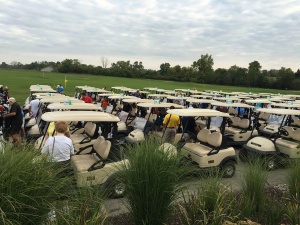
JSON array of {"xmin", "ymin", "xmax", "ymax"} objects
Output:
[
  {"xmin": 104, "ymin": 175, "xmax": 126, "ymax": 198},
  {"xmin": 239, "ymin": 148, "xmax": 248, "ymax": 162},
  {"xmin": 265, "ymin": 156, "xmax": 276, "ymax": 171},
  {"xmin": 221, "ymin": 161, "xmax": 236, "ymax": 178}
]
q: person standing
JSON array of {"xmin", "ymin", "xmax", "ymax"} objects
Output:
[
  {"xmin": 181, "ymin": 116, "xmax": 200, "ymax": 140},
  {"xmin": 162, "ymin": 106, "xmax": 180, "ymax": 143},
  {"xmin": 29, "ymin": 95, "xmax": 40, "ymax": 118},
  {"xmin": 4, "ymin": 97, "xmax": 23, "ymax": 145}
]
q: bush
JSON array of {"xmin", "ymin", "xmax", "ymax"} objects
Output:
[
  {"xmin": 179, "ymin": 173, "xmax": 236, "ymax": 225},
  {"xmin": 121, "ymin": 139, "xmax": 186, "ymax": 225},
  {"xmin": 240, "ymin": 158, "xmax": 267, "ymax": 218},
  {"xmin": 0, "ymin": 144, "xmax": 69, "ymax": 224}
]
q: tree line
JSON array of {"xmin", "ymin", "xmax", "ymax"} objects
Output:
[{"xmin": 1, "ymin": 54, "xmax": 300, "ymax": 90}]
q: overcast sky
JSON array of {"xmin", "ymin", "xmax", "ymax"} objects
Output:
[{"xmin": 0, "ymin": 0, "xmax": 299, "ymax": 71}]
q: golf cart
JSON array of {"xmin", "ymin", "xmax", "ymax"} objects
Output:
[
  {"xmin": 240, "ymin": 108, "xmax": 300, "ymax": 170},
  {"xmin": 40, "ymin": 111, "xmax": 127, "ymax": 197},
  {"xmin": 117, "ymin": 98, "xmax": 153, "ymax": 137},
  {"xmin": 257, "ymin": 102, "xmax": 300, "ymax": 137},
  {"xmin": 26, "ymin": 98, "xmax": 88, "ymax": 141},
  {"xmin": 125, "ymin": 102, "xmax": 184, "ymax": 144},
  {"xmin": 165, "ymin": 108, "xmax": 237, "ymax": 178}
]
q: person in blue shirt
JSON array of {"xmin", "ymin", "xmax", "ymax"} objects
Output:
[
  {"xmin": 235, "ymin": 100, "xmax": 249, "ymax": 118},
  {"xmin": 57, "ymin": 84, "xmax": 65, "ymax": 94},
  {"xmin": 133, "ymin": 90, "xmax": 141, "ymax": 98}
]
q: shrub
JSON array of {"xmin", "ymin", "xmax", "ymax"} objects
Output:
[{"xmin": 121, "ymin": 139, "xmax": 186, "ymax": 225}]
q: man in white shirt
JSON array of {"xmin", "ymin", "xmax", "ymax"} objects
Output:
[{"xmin": 29, "ymin": 96, "xmax": 40, "ymax": 118}]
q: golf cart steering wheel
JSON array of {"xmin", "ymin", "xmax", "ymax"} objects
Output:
[{"xmin": 279, "ymin": 127, "xmax": 289, "ymax": 136}]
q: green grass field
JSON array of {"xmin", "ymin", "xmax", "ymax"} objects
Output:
[{"xmin": 1, "ymin": 69, "xmax": 299, "ymax": 104}]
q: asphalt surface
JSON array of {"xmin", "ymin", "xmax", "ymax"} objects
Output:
[{"xmin": 103, "ymin": 148, "xmax": 289, "ymax": 217}]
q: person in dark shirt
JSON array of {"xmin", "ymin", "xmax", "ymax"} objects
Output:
[
  {"xmin": 4, "ymin": 97, "xmax": 23, "ymax": 145},
  {"xmin": 181, "ymin": 116, "xmax": 200, "ymax": 140},
  {"xmin": 154, "ymin": 107, "xmax": 167, "ymax": 131}
]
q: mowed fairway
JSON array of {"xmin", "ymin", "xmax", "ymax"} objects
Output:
[{"xmin": 1, "ymin": 69, "xmax": 300, "ymax": 104}]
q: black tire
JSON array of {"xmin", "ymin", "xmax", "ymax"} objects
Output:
[
  {"xmin": 239, "ymin": 148, "xmax": 248, "ymax": 162},
  {"xmin": 104, "ymin": 174, "xmax": 126, "ymax": 198},
  {"xmin": 264, "ymin": 156, "xmax": 276, "ymax": 171},
  {"xmin": 221, "ymin": 161, "xmax": 236, "ymax": 178}
]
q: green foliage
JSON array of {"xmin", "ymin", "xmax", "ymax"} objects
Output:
[
  {"xmin": 0, "ymin": 144, "xmax": 69, "ymax": 224},
  {"xmin": 179, "ymin": 174, "xmax": 236, "ymax": 225},
  {"xmin": 121, "ymin": 139, "xmax": 186, "ymax": 225},
  {"xmin": 240, "ymin": 158, "xmax": 267, "ymax": 218},
  {"xmin": 0, "ymin": 144, "xmax": 106, "ymax": 225},
  {"xmin": 288, "ymin": 161, "xmax": 300, "ymax": 201},
  {"xmin": 285, "ymin": 196, "xmax": 300, "ymax": 225}
]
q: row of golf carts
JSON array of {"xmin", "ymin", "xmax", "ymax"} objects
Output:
[{"xmin": 9, "ymin": 85, "xmax": 300, "ymax": 197}]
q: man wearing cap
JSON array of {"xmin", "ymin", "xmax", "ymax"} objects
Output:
[{"xmin": 4, "ymin": 97, "xmax": 23, "ymax": 145}]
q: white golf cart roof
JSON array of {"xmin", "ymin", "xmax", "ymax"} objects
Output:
[
  {"xmin": 108, "ymin": 95, "xmax": 138, "ymax": 100},
  {"xmin": 190, "ymin": 95, "xmax": 213, "ymax": 99},
  {"xmin": 270, "ymin": 102, "xmax": 300, "ymax": 108},
  {"xmin": 84, "ymin": 87, "xmax": 110, "ymax": 93},
  {"xmin": 122, "ymin": 98, "xmax": 153, "ymax": 103},
  {"xmin": 166, "ymin": 108, "xmax": 232, "ymax": 117},
  {"xmin": 245, "ymin": 99, "xmax": 271, "ymax": 104},
  {"xmin": 137, "ymin": 102, "xmax": 185, "ymax": 108},
  {"xmin": 30, "ymin": 87, "xmax": 57, "ymax": 92},
  {"xmin": 257, "ymin": 108, "xmax": 300, "ymax": 116},
  {"xmin": 41, "ymin": 111, "xmax": 120, "ymax": 122},
  {"xmin": 47, "ymin": 103, "xmax": 102, "ymax": 110},
  {"xmin": 40, "ymin": 97, "xmax": 83, "ymax": 103},
  {"xmin": 33, "ymin": 93, "xmax": 62, "ymax": 97},
  {"xmin": 189, "ymin": 90, "xmax": 201, "ymax": 94},
  {"xmin": 212, "ymin": 101, "xmax": 254, "ymax": 108},
  {"xmin": 185, "ymin": 98, "xmax": 216, "ymax": 103},
  {"xmin": 167, "ymin": 96, "xmax": 190, "ymax": 100},
  {"xmin": 147, "ymin": 94, "xmax": 170, "ymax": 98},
  {"xmin": 213, "ymin": 97, "xmax": 240, "ymax": 101},
  {"xmin": 97, "ymin": 93, "xmax": 114, "ymax": 97}
]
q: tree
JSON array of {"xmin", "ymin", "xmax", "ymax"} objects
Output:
[
  {"xmin": 160, "ymin": 63, "xmax": 171, "ymax": 76},
  {"xmin": 0, "ymin": 62, "xmax": 8, "ymax": 68},
  {"xmin": 101, "ymin": 57, "xmax": 109, "ymax": 68},
  {"xmin": 248, "ymin": 61, "xmax": 262, "ymax": 87},
  {"xmin": 191, "ymin": 54, "xmax": 214, "ymax": 83}
]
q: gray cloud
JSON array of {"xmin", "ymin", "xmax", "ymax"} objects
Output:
[{"xmin": 0, "ymin": 0, "xmax": 299, "ymax": 70}]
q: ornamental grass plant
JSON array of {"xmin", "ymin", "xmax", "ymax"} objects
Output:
[
  {"xmin": 120, "ymin": 139, "xmax": 187, "ymax": 225},
  {"xmin": 0, "ymin": 143, "xmax": 106, "ymax": 225},
  {"xmin": 239, "ymin": 158, "xmax": 267, "ymax": 219},
  {"xmin": 179, "ymin": 173, "xmax": 236, "ymax": 225},
  {"xmin": 0, "ymin": 144, "xmax": 68, "ymax": 224}
]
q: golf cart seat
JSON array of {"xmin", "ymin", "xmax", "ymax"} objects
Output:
[
  {"xmin": 225, "ymin": 118, "xmax": 249, "ymax": 134},
  {"xmin": 74, "ymin": 135, "xmax": 105, "ymax": 154},
  {"xmin": 195, "ymin": 117, "xmax": 207, "ymax": 129},
  {"xmin": 145, "ymin": 113, "xmax": 157, "ymax": 123},
  {"xmin": 72, "ymin": 140, "xmax": 111, "ymax": 171},
  {"xmin": 182, "ymin": 130, "xmax": 235, "ymax": 167},
  {"xmin": 226, "ymin": 119, "xmax": 259, "ymax": 142},
  {"xmin": 291, "ymin": 117, "xmax": 300, "ymax": 127},
  {"xmin": 183, "ymin": 131, "xmax": 223, "ymax": 156},
  {"xmin": 258, "ymin": 112, "xmax": 270, "ymax": 130},
  {"xmin": 71, "ymin": 140, "xmax": 124, "ymax": 187},
  {"xmin": 183, "ymin": 129, "xmax": 215, "ymax": 156},
  {"xmin": 228, "ymin": 107, "xmax": 237, "ymax": 116},
  {"xmin": 70, "ymin": 122, "xmax": 99, "ymax": 145},
  {"xmin": 275, "ymin": 129, "xmax": 300, "ymax": 158}
]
